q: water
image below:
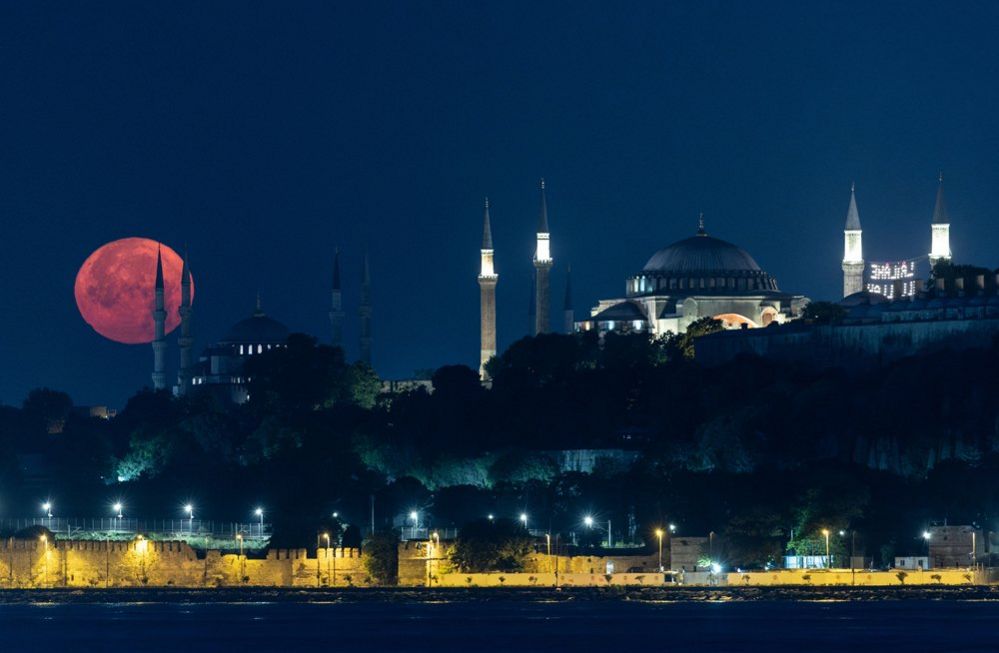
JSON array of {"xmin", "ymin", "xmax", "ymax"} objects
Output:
[{"xmin": 1, "ymin": 597, "xmax": 997, "ymax": 652}]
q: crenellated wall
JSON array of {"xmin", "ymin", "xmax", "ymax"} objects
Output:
[{"xmin": 0, "ymin": 540, "xmax": 368, "ymax": 588}]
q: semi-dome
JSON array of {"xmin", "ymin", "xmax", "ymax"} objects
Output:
[
  {"xmin": 643, "ymin": 233, "xmax": 762, "ymax": 274},
  {"xmin": 221, "ymin": 307, "xmax": 290, "ymax": 345}
]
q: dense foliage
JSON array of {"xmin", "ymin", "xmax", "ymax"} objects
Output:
[{"xmin": 2, "ymin": 325, "xmax": 999, "ymax": 568}]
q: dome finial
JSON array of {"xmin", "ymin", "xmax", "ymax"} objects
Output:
[
  {"xmin": 697, "ymin": 211, "xmax": 706, "ymax": 236},
  {"xmin": 254, "ymin": 292, "xmax": 264, "ymax": 316}
]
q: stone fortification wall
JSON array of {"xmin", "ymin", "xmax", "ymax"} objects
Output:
[{"xmin": 0, "ymin": 539, "xmax": 367, "ymax": 588}]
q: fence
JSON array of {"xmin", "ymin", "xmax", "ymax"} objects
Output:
[{"xmin": 0, "ymin": 517, "xmax": 271, "ymax": 541}]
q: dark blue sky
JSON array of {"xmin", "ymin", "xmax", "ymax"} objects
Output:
[{"xmin": 2, "ymin": 1, "xmax": 998, "ymax": 406}]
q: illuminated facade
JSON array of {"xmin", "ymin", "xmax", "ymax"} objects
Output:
[
  {"xmin": 578, "ymin": 217, "xmax": 808, "ymax": 336},
  {"xmin": 867, "ymin": 259, "xmax": 918, "ymax": 300},
  {"xmin": 842, "ymin": 176, "xmax": 954, "ymax": 299}
]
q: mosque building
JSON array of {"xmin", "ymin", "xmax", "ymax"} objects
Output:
[
  {"xmin": 841, "ymin": 175, "xmax": 953, "ymax": 301},
  {"xmin": 474, "ymin": 180, "xmax": 810, "ymax": 379},
  {"xmin": 150, "ymin": 248, "xmax": 373, "ymax": 403},
  {"xmin": 578, "ymin": 215, "xmax": 809, "ymax": 334}
]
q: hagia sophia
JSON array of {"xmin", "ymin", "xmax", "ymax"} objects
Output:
[{"xmin": 148, "ymin": 174, "xmax": 982, "ymax": 399}]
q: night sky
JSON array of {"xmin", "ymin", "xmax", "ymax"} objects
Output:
[{"xmin": 2, "ymin": 1, "xmax": 999, "ymax": 407}]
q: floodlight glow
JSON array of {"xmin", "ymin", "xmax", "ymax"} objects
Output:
[{"xmin": 583, "ymin": 515, "xmax": 594, "ymax": 527}]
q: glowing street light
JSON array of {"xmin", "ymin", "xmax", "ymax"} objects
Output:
[
  {"xmin": 42, "ymin": 501, "xmax": 52, "ymax": 518},
  {"xmin": 922, "ymin": 530, "xmax": 931, "ymax": 540},
  {"xmin": 669, "ymin": 523, "xmax": 676, "ymax": 533},
  {"xmin": 519, "ymin": 513, "xmax": 528, "ymax": 526},
  {"xmin": 583, "ymin": 515, "xmax": 594, "ymax": 528},
  {"xmin": 254, "ymin": 507, "xmax": 264, "ymax": 536},
  {"xmin": 487, "ymin": 514, "xmax": 494, "ymax": 521},
  {"xmin": 184, "ymin": 504, "xmax": 194, "ymax": 534},
  {"xmin": 655, "ymin": 528, "xmax": 665, "ymax": 571},
  {"xmin": 821, "ymin": 529, "xmax": 831, "ymax": 568},
  {"xmin": 113, "ymin": 502, "xmax": 123, "ymax": 520}
]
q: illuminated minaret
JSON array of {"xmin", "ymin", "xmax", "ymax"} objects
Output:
[
  {"xmin": 175, "ymin": 248, "xmax": 193, "ymax": 395},
  {"xmin": 528, "ymin": 271, "xmax": 536, "ymax": 336},
  {"xmin": 359, "ymin": 251, "xmax": 372, "ymax": 365},
  {"xmin": 929, "ymin": 173, "xmax": 952, "ymax": 266},
  {"xmin": 533, "ymin": 178, "xmax": 553, "ymax": 334},
  {"xmin": 478, "ymin": 198, "xmax": 498, "ymax": 378},
  {"xmin": 563, "ymin": 265, "xmax": 574, "ymax": 333},
  {"xmin": 329, "ymin": 248, "xmax": 345, "ymax": 350},
  {"xmin": 151, "ymin": 245, "xmax": 167, "ymax": 390},
  {"xmin": 842, "ymin": 182, "xmax": 865, "ymax": 297}
]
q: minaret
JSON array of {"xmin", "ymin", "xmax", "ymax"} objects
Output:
[
  {"xmin": 533, "ymin": 178, "xmax": 553, "ymax": 334},
  {"xmin": 176, "ymin": 248, "xmax": 193, "ymax": 395},
  {"xmin": 842, "ymin": 183, "xmax": 865, "ymax": 297},
  {"xmin": 478, "ymin": 198, "xmax": 498, "ymax": 378},
  {"xmin": 151, "ymin": 245, "xmax": 167, "ymax": 390},
  {"xmin": 563, "ymin": 265, "xmax": 574, "ymax": 333},
  {"xmin": 528, "ymin": 271, "xmax": 537, "ymax": 336},
  {"xmin": 359, "ymin": 251, "xmax": 372, "ymax": 365},
  {"xmin": 929, "ymin": 173, "xmax": 952, "ymax": 266},
  {"xmin": 329, "ymin": 248, "xmax": 345, "ymax": 350}
]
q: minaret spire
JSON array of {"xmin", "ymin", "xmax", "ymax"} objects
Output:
[
  {"xmin": 930, "ymin": 172, "xmax": 952, "ymax": 265},
  {"xmin": 175, "ymin": 246, "xmax": 194, "ymax": 396},
  {"xmin": 563, "ymin": 264, "xmax": 574, "ymax": 334},
  {"xmin": 330, "ymin": 248, "xmax": 345, "ymax": 350},
  {"xmin": 696, "ymin": 211, "xmax": 706, "ymax": 236},
  {"xmin": 842, "ymin": 183, "xmax": 865, "ymax": 297},
  {"xmin": 478, "ymin": 198, "xmax": 498, "ymax": 378},
  {"xmin": 533, "ymin": 178, "xmax": 553, "ymax": 335},
  {"xmin": 359, "ymin": 250, "xmax": 373, "ymax": 365},
  {"xmin": 151, "ymin": 245, "xmax": 167, "ymax": 390}
]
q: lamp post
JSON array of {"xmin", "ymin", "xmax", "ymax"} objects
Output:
[
  {"xmin": 113, "ymin": 502, "xmax": 123, "ymax": 528},
  {"xmin": 821, "ymin": 529, "xmax": 831, "ymax": 568},
  {"xmin": 520, "ymin": 513, "xmax": 528, "ymax": 529},
  {"xmin": 40, "ymin": 535, "xmax": 48, "ymax": 587},
  {"xmin": 655, "ymin": 529, "xmax": 664, "ymax": 572},
  {"xmin": 185, "ymin": 504, "xmax": 194, "ymax": 534},
  {"xmin": 237, "ymin": 534, "xmax": 245, "ymax": 580},
  {"xmin": 42, "ymin": 501, "xmax": 52, "ymax": 530},
  {"xmin": 409, "ymin": 510, "xmax": 419, "ymax": 539},
  {"xmin": 323, "ymin": 533, "xmax": 331, "ymax": 586},
  {"xmin": 254, "ymin": 507, "xmax": 264, "ymax": 537}
]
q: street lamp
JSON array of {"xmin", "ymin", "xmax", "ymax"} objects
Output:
[
  {"xmin": 236, "ymin": 533, "xmax": 246, "ymax": 580},
  {"xmin": 487, "ymin": 514, "xmax": 494, "ymax": 521},
  {"xmin": 519, "ymin": 513, "xmax": 528, "ymax": 528},
  {"xmin": 655, "ymin": 528, "xmax": 665, "ymax": 572},
  {"xmin": 322, "ymin": 532, "xmax": 331, "ymax": 586},
  {"xmin": 583, "ymin": 515, "xmax": 594, "ymax": 528},
  {"xmin": 40, "ymin": 535, "xmax": 48, "ymax": 586},
  {"xmin": 255, "ymin": 507, "xmax": 264, "ymax": 536},
  {"xmin": 409, "ymin": 510, "xmax": 420, "ymax": 539},
  {"xmin": 669, "ymin": 523, "xmax": 676, "ymax": 533},
  {"xmin": 821, "ymin": 529, "xmax": 831, "ymax": 568}
]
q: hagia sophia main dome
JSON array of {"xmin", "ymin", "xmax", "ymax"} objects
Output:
[{"xmin": 578, "ymin": 221, "xmax": 808, "ymax": 334}]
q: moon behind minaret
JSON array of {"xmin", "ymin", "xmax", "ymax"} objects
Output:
[{"xmin": 74, "ymin": 237, "xmax": 192, "ymax": 344}]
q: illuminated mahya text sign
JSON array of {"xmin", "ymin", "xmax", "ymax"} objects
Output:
[{"xmin": 867, "ymin": 259, "xmax": 918, "ymax": 299}]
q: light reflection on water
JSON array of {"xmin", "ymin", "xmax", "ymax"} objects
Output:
[{"xmin": 0, "ymin": 598, "xmax": 996, "ymax": 652}]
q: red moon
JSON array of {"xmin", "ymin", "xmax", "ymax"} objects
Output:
[{"xmin": 74, "ymin": 237, "xmax": 193, "ymax": 344}]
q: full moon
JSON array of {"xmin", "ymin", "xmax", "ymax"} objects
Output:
[{"xmin": 74, "ymin": 237, "xmax": 193, "ymax": 344}]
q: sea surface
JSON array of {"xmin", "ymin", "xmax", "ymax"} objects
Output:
[{"xmin": 1, "ymin": 592, "xmax": 998, "ymax": 652}]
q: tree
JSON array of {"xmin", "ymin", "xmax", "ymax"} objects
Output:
[
  {"xmin": 22, "ymin": 388, "xmax": 73, "ymax": 434},
  {"xmin": 451, "ymin": 518, "xmax": 532, "ymax": 572},
  {"xmin": 363, "ymin": 530, "xmax": 400, "ymax": 585},
  {"xmin": 801, "ymin": 301, "xmax": 846, "ymax": 324}
]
